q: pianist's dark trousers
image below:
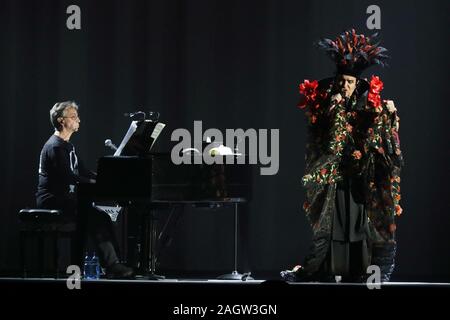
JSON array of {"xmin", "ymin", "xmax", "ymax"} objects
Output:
[{"xmin": 36, "ymin": 193, "xmax": 120, "ymax": 269}]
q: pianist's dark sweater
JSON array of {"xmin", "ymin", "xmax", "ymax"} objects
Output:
[{"xmin": 36, "ymin": 134, "xmax": 95, "ymax": 210}]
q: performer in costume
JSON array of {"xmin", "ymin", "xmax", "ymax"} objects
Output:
[{"xmin": 281, "ymin": 29, "xmax": 403, "ymax": 282}]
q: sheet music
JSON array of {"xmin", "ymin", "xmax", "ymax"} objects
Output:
[
  {"xmin": 150, "ymin": 123, "xmax": 166, "ymax": 150},
  {"xmin": 114, "ymin": 121, "xmax": 138, "ymax": 156}
]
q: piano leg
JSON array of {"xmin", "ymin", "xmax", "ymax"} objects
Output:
[
  {"xmin": 217, "ymin": 203, "xmax": 253, "ymax": 281},
  {"xmin": 149, "ymin": 212, "xmax": 164, "ymax": 279},
  {"xmin": 138, "ymin": 208, "xmax": 165, "ymax": 280}
]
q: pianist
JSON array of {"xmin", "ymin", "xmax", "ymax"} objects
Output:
[{"xmin": 36, "ymin": 101, "xmax": 134, "ymax": 279}]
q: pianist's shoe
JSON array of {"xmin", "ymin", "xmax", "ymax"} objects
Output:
[{"xmin": 106, "ymin": 262, "xmax": 135, "ymax": 279}]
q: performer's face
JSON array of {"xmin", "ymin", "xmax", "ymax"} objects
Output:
[
  {"xmin": 61, "ymin": 107, "xmax": 80, "ymax": 133},
  {"xmin": 337, "ymin": 75, "xmax": 357, "ymax": 98}
]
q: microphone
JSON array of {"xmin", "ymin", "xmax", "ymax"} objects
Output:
[{"xmin": 105, "ymin": 139, "xmax": 118, "ymax": 151}]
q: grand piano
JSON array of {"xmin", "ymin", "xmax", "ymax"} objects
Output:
[{"xmin": 75, "ymin": 119, "xmax": 252, "ymax": 280}]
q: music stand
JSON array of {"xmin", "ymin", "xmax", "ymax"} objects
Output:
[{"xmin": 114, "ymin": 120, "xmax": 165, "ymax": 156}]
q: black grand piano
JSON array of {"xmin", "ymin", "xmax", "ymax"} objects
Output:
[{"xmin": 76, "ymin": 119, "xmax": 252, "ymax": 280}]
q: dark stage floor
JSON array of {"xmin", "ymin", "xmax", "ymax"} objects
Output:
[{"xmin": 1, "ymin": 277, "xmax": 448, "ymax": 295}]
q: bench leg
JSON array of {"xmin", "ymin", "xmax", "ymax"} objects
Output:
[
  {"xmin": 20, "ymin": 231, "xmax": 26, "ymax": 278},
  {"xmin": 53, "ymin": 231, "xmax": 59, "ymax": 279},
  {"xmin": 38, "ymin": 231, "xmax": 44, "ymax": 277}
]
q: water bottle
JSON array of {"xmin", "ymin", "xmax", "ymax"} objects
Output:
[
  {"xmin": 83, "ymin": 252, "xmax": 100, "ymax": 280},
  {"xmin": 91, "ymin": 252, "xmax": 101, "ymax": 280},
  {"xmin": 83, "ymin": 252, "xmax": 92, "ymax": 280}
]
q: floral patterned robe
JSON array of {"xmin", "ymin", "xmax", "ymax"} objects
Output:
[{"xmin": 297, "ymin": 75, "xmax": 403, "ymax": 279}]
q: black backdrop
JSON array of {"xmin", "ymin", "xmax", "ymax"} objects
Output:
[{"xmin": 1, "ymin": 0, "xmax": 449, "ymax": 281}]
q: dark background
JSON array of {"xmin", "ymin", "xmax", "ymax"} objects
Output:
[{"xmin": 1, "ymin": 0, "xmax": 448, "ymax": 281}]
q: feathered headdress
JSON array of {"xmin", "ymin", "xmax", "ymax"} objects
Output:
[{"xmin": 317, "ymin": 29, "xmax": 389, "ymax": 77}]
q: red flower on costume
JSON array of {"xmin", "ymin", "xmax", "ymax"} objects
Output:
[
  {"xmin": 369, "ymin": 75, "xmax": 383, "ymax": 93},
  {"xmin": 346, "ymin": 123, "xmax": 353, "ymax": 133},
  {"xmin": 352, "ymin": 150, "xmax": 362, "ymax": 160},
  {"xmin": 368, "ymin": 94, "xmax": 381, "ymax": 108},
  {"xmin": 395, "ymin": 205, "xmax": 403, "ymax": 216},
  {"xmin": 368, "ymin": 75, "xmax": 383, "ymax": 109},
  {"xmin": 297, "ymin": 80, "xmax": 319, "ymax": 109}
]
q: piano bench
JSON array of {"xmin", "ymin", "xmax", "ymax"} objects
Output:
[{"xmin": 19, "ymin": 209, "xmax": 76, "ymax": 279}]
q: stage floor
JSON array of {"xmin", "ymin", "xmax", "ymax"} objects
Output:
[{"xmin": 1, "ymin": 276, "xmax": 449, "ymax": 292}]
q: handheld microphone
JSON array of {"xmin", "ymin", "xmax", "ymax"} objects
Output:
[{"xmin": 105, "ymin": 139, "xmax": 118, "ymax": 151}]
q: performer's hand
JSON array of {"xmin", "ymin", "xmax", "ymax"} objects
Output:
[
  {"xmin": 329, "ymin": 93, "xmax": 343, "ymax": 113},
  {"xmin": 331, "ymin": 93, "xmax": 343, "ymax": 104},
  {"xmin": 385, "ymin": 100, "xmax": 397, "ymax": 113}
]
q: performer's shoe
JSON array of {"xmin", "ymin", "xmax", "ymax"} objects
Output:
[
  {"xmin": 280, "ymin": 269, "xmax": 298, "ymax": 282},
  {"xmin": 280, "ymin": 265, "xmax": 310, "ymax": 282},
  {"xmin": 106, "ymin": 262, "xmax": 135, "ymax": 279}
]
